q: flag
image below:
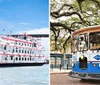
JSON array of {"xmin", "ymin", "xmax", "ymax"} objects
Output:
[
  {"xmin": 24, "ymin": 32, "xmax": 27, "ymax": 36},
  {"xmin": 3, "ymin": 29, "xmax": 5, "ymax": 31},
  {"xmin": 10, "ymin": 31, "xmax": 12, "ymax": 33}
]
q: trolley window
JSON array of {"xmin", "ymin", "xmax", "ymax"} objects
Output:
[
  {"xmin": 72, "ymin": 34, "xmax": 88, "ymax": 52},
  {"xmin": 77, "ymin": 34, "xmax": 88, "ymax": 52},
  {"xmin": 89, "ymin": 32, "xmax": 100, "ymax": 50}
]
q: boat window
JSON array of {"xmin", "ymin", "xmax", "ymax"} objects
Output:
[
  {"xmin": 28, "ymin": 50, "xmax": 29, "ymax": 54},
  {"xmin": 10, "ymin": 56, "xmax": 13, "ymax": 60},
  {"xmin": 24, "ymin": 49, "xmax": 25, "ymax": 53},
  {"xmin": 8, "ymin": 46, "xmax": 11, "ymax": 52},
  {"xmin": 4, "ymin": 45, "xmax": 7, "ymax": 50},
  {"xmin": 25, "ymin": 50, "xmax": 26, "ymax": 53},
  {"xmin": 16, "ymin": 50, "xmax": 18, "ymax": 53},
  {"xmin": 32, "ymin": 43, "xmax": 36, "ymax": 47},
  {"xmin": 19, "ymin": 56, "xmax": 21, "ymax": 60},
  {"xmin": 30, "ymin": 50, "xmax": 31, "ymax": 54},
  {"xmin": 30, "ymin": 50, "xmax": 32, "ymax": 54},
  {"xmin": 22, "ymin": 57, "xmax": 24, "ymax": 60},
  {"xmin": 16, "ymin": 57, "xmax": 18, "ymax": 60},
  {"xmin": 32, "ymin": 51, "xmax": 34, "ymax": 54},
  {"xmin": 15, "ymin": 42, "xmax": 17, "ymax": 44},
  {"xmin": 25, "ymin": 50, "xmax": 27, "ymax": 53},
  {"xmin": 22, "ymin": 50, "xmax": 23, "ymax": 53},
  {"xmin": 11, "ymin": 42, "xmax": 13, "ymax": 44},
  {"xmin": 12, "ymin": 49, "xmax": 14, "ymax": 53},
  {"xmin": 29, "ymin": 50, "xmax": 31, "ymax": 54},
  {"xmin": 30, "ymin": 57, "xmax": 31, "ymax": 61},
  {"xmin": 25, "ymin": 57, "xmax": 26, "ymax": 61},
  {"xmin": 16, "ymin": 47, "xmax": 18, "ymax": 52},
  {"xmin": 89, "ymin": 32, "xmax": 100, "ymax": 50},
  {"xmin": 19, "ymin": 49, "xmax": 21, "ymax": 53},
  {"xmin": 28, "ymin": 57, "xmax": 30, "ymax": 60},
  {"xmin": 5, "ymin": 57, "xmax": 7, "ymax": 60}
]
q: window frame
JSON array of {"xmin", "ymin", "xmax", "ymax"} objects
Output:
[{"xmin": 89, "ymin": 31, "xmax": 100, "ymax": 50}]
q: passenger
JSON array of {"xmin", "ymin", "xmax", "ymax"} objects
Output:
[{"xmin": 78, "ymin": 36, "xmax": 86, "ymax": 51}]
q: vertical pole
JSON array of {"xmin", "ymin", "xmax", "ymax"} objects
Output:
[
  {"xmin": 3, "ymin": 29, "xmax": 5, "ymax": 36},
  {"xmin": 52, "ymin": 64, "xmax": 53, "ymax": 71},
  {"xmin": 67, "ymin": 64, "xmax": 68, "ymax": 70},
  {"xmin": 10, "ymin": 31, "xmax": 12, "ymax": 36},
  {"xmin": 60, "ymin": 64, "xmax": 61, "ymax": 71},
  {"xmin": 63, "ymin": 51, "xmax": 66, "ymax": 68}
]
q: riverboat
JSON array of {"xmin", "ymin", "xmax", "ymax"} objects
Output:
[{"xmin": 0, "ymin": 34, "xmax": 46, "ymax": 67}]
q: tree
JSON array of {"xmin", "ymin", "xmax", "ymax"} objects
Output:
[{"xmin": 50, "ymin": 0, "xmax": 100, "ymax": 53}]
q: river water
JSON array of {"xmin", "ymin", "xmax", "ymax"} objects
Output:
[{"xmin": 0, "ymin": 64, "xmax": 49, "ymax": 85}]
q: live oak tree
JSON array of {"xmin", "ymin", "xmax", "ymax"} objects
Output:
[{"xmin": 50, "ymin": 0, "xmax": 100, "ymax": 53}]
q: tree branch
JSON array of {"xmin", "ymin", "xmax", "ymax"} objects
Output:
[
  {"xmin": 51, "ymin": 11, "xmax": 85, "ymax": 22},
  {"xmin": 50, "ymin": 22, "xmax": 74, "ymax": 33},
  {"xmin": 63, "ymin": 36, "xmax": 71, "ymax": 52}
]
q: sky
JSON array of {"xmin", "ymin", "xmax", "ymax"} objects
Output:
[{"xmin": 0, "ymin": 0, "xmax": 50, "ymax": 58}]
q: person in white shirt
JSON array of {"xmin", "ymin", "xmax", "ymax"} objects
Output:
[{"xmin": 78, "ymin": 36, "xmax": 86, "ymax": 51}]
